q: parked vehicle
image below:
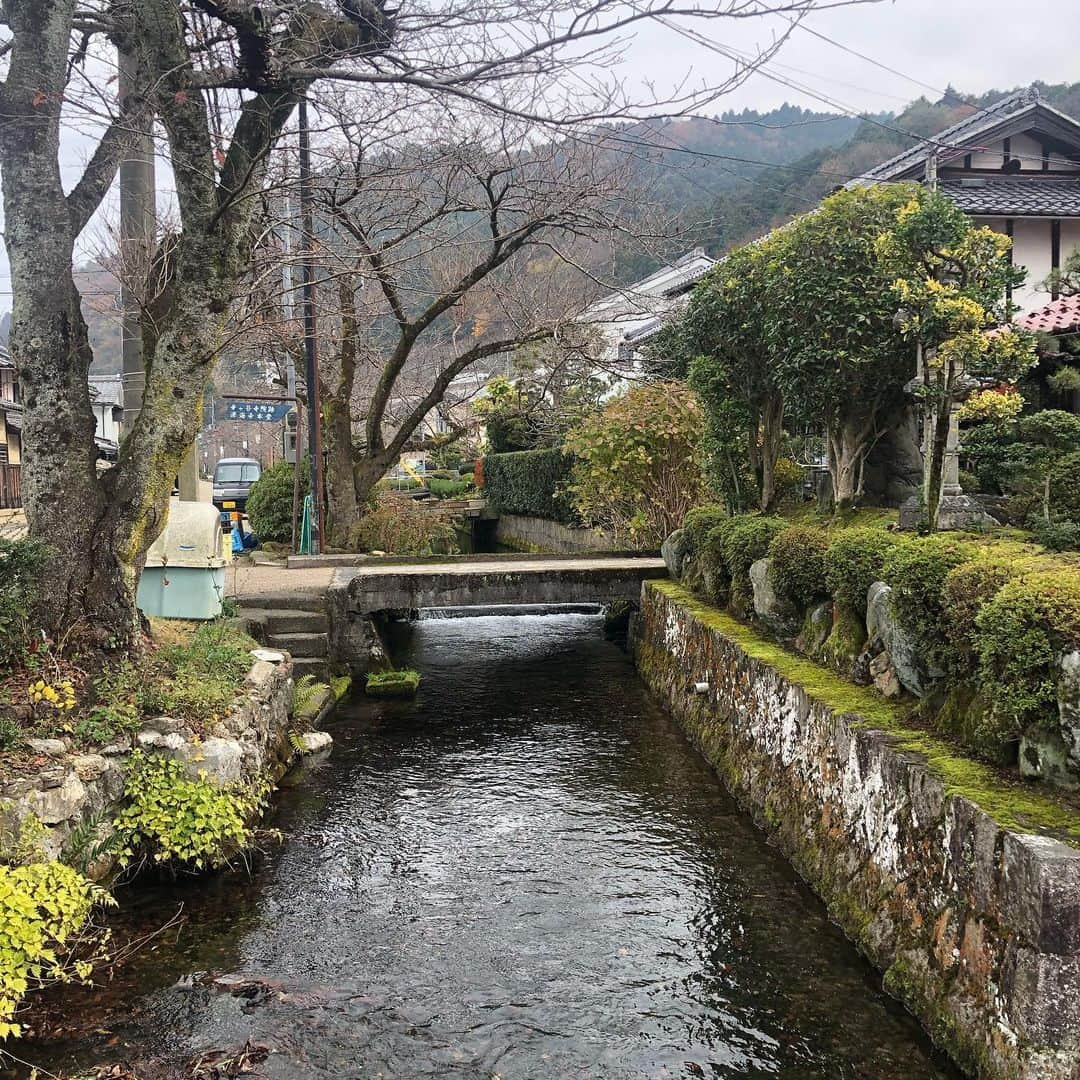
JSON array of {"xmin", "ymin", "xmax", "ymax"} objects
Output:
[{"xmin": 212, "ymin": 457, "xmax": 262, "ymax": 520}]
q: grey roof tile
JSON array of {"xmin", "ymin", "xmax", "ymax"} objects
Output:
[{"xmin": 939, "ymin": 178, "xmax": 1080, "ymax": 216}]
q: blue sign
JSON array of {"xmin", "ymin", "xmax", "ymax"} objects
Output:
[{"xmin": 226, "ymin": 401, "xmax": 292, "ymax": 423}]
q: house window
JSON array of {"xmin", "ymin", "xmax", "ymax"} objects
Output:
[{"xmin": 0, "ymin": 443, "xmax": 7, "ymax": 465}]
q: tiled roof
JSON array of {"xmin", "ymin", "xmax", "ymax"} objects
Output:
[
  {"xmin": 849, "ymin": 86, "xmax": 1080, "ymax": 186},
  {"xmin": 1016, "ymin": 294, "xmax": 1080, "ymax": 333},
  {"xmin": 939, "ymin": 178, "xmax": 1080, "ymax": 217}
]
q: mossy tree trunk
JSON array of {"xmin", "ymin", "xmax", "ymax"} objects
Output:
[{"xmin": 0, "ymin": 0, "xmax": 388, "ymax": 646}]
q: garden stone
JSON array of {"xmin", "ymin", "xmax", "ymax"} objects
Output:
[
  {"xmin": 749, "ymin": 558, "xmax": 798, "ymax": 636},
  {"xmin": 249, "ymin": 648, "xmax": 286, "ymax": 665},
  {"xmin": 1, "ymin": 778, "xmax": 34, "ymax": 798},
  {"xmin": 177, "ymin": 737, "xmax": 244, "ymax": 786},
  {"xmin": 37, "ymin": 766, "xmax": 66, "ymax": 789},
  {"xmin": 29, "ymin": 772, "xmax": 87, "ymax": 824},
  {"xmin": 100, "ymin": 743, "xmax": 129, "ymax": 756},
  {"xmin": 26, "ymin": 738, "xmax": 67, "ymax": 758},
  {"xmin": 300, "ymin": 731, "xmax": 333, "ymax": 755},
  {"xmin": 869, "ymin": 651, "xmax": 902, "ymax": 698},
  {"xmin": 1059, "ymin": 651, "xmax": 1080, "ymax": 772},
  {"xmin": 661, "ymin": 529, "xmax": 689, "ymax": 580},
  {"xmin": 70, "ymin": 754, "xmax": 108, "ymax": 782},
  {"xmin": 1019, "ymin": 728, "xmax": 1078, "ymax": 790},
  {"xmin": 137, "ymin": 730, "xmax": 186, "ymax": 752},
  {"xmin": 142, "ymin": 716, "xmax": 183, "ymax": 736},
  {"xmin": 865, "ymin": 581, "xmax": 938, "ymax": 697}
]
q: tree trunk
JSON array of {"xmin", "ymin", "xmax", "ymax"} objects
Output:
[
  {"xmin": 324, "ymin": 394, "xmax": 358, "ymax": 549},
  {"xmin": 354, "ymin": 452, "xmax": 396, "ymax": 510},
  {"xmin": 827, "ymin": 416, "xmax": 872, "ymax": 511},
  {"xmin": 759, "ymin": 392, "xmax": 784, "ymax": 512},
  {"xmin": 923, "ymin": 358, "xmax": 954, "ymax": 533}
]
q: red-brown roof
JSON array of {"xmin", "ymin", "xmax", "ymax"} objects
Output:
[{"xmin": 1016, "ymin": 294, "xmax": 1080, "ymax": 334}]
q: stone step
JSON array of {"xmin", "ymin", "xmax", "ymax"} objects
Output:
[
  {"xmin": 235, "ymin": 591, "xmax": 327, "ymax": 614},
  {"xmin": 242, "ymin": 608, "xmax": 329, "ymax": 635},
  {"xmin": 268, "ymin": 631, "xmax": 329, "ymax": 659},
  {"xmin": 291, "ymin": 655, "xmax": 331, "ymax": 681}
]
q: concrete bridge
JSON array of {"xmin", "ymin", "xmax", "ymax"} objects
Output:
[{"xmin": 323, "ymin": 554, "xmax": 667, "ymax": 672}]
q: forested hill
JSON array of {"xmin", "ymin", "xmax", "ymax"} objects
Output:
[{"xmin": 691, "ymin": 81, "xmax": 1080, "ymax": 257}]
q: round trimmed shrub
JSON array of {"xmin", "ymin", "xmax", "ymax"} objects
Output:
[
  {"xmin": 245, "ymin": 460, "xmax": 307, "ymax": 543},
  {"xmin": 823, "ymin": 527, "xmax": 903, "ymax": 614},
  {"xmin": 974, "ymin": 570, "xmax": 1080, "ymax": 735},
  {"xmin": 682, "ymin": 504, "xmax": 729, "ymax": 556},
  {"xmin": 772, "ymin": 458, "xmax": 806, "ymax": 507},
  {"xmin": 942, "ymin": 557, "xmax": 1019, "ymax": 678},
  {"xmin": 881, "ymin": 535, "xmax": 975, "ymax": 671},
  {"xmin": 768, "ymin": 524, "xmax": 828, "ymax": 606},
  {"xmin": 719, "ymin": 515, "xmax": 788, "ymax": 582}
]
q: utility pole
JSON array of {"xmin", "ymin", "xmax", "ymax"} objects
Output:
[{"xmin": 298, "ymin": 96, "xmax": 324, "ymax": 552}]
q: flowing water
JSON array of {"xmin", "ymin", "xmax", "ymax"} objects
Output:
[{"xmin": 13, "ymin": 613, "xmax": 961, "ymax": 1079}]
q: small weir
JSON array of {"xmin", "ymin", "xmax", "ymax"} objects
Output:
[{"xmin": 13, "ymin": 611, "xmax": 962, "ymax": 1079}]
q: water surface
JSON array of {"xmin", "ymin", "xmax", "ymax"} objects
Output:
[{"xmin": 14, "ymin": 613, "xmax": 960, "ymax": 1079}]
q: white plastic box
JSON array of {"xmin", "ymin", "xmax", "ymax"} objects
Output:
[{"xmin": 136, "ymin": 502, "xmax": 229, "ymax": 620}]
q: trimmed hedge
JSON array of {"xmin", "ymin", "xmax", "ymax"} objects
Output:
[
  {"xmin": 882, "ymin": 536, "xmax": 975, "ymax": 673},
  {"xmin": 246, "ymin": 460, "xmax": 307, "ymax": 544},
  {"xmin": 769, "ymin": 524, "xmax": 829, "ymax": 606},
  {"xmin": 824, "ymin": 527, "xmax": 903, "ymax": 614},
  {"xmin": 482, "ymin": 448, "xmax": 576, "ymax": 524},
  {"xmin": 974, "ymin": 570, "xmax": 1080, "ymax": 734},
  {"xmin": 682, "ymin": 504, "xmax": 728, "ymax": 556}
]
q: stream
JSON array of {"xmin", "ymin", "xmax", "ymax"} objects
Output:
[{"xmin": 12, "ymin": 611, "xmax": 961, "ymax": 1079}]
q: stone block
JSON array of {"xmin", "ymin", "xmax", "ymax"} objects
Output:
[
  {"xmin": 661, "ymin": 529, "xmax": 688, "ymax": 580},
  {"xmin": 865, "ymin": 581, "xmax": 939, "ymax": 697},
  {"xmin": 1002, "ymin": 947, "xmax": 1080, "ymax": 1047},
  {"xmin": 300, "ymin": 731, "xmax": 333, "ymax": 754},
  {"xmin": 26, "ymin": 738, "xmax": 67, "ymax": 758},
  {"xmin": 28, "ymin": 772, "xmax": 87, "ymax": 825},
  {"xmin": 70, "ymin": 754, "xmax": 108, "ymax": 782},
  {"xmin": 1001, "ymin": 833, "xmax": 1080, "ymax": 955},
  {"xmin": 749, "ymin": 558, "xmax": 798, "ymax": 636},
  {"xmin": 177, "ymin": 737, "xmax": 244, "ymax": 786}
]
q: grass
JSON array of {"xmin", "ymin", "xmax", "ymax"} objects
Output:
[
  {"xmin": 650, "ymin": 579, "xmax": 1080, "ymax": 842},
  {"xmin": 365, "ymin": 669, "xmax": 421, "ymax": 699}
]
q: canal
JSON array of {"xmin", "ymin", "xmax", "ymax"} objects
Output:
[{"xmin": 14, "ymin": 611, "xmax": 960, "ymax": 1078}]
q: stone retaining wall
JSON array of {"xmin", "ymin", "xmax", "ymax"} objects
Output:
[
  {"xmin": 0, "ymin": 651, "xmax": 298, "ymax": 868},
  {"xmin": 632, "ymin": 580, "xmax": 1080, "ymax": 1080},
  {"xmin": 494, "ymin": 513, "xmax": 621, "ymax": 554}
]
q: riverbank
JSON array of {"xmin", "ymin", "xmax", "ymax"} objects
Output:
[{"xmin": 632, "ymin": 579, "xmax": 1080, "ymax": 1079}]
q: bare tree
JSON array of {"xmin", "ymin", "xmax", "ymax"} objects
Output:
[{"xmin": 0, "ymin": 0, "xmax": 876, "ymax": 644}]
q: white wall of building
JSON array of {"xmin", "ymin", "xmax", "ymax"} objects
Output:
[{"xmin": 979, "ymin": 217, "xmax": 1080, "ymax": 315}]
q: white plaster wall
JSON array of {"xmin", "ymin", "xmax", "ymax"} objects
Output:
[
  {"xmin": 980, "ymin": 217, "xmax": 1063, "ymax": 315},
  {"xmin": 966, "ymin": 134, "xmax": 1080, "ymax": 173}
]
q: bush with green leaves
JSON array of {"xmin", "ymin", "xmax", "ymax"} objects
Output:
[
  {"xmin": 482, "ymin": 448, "xmax": 576, "ymax": 524},
  {"xmin": 718, "ymin": 515, "xmax": 788, "ymax": 584},
  {"xmin": 681, "ymin": 504, "xmax": 729, "ymax": 556},
  {"xmin": 113, "ymin": 752, "xmax": 266, "ymax": 871},
  {"xmin": 974, "ymin": 570, "xmax": 1080, "ymax": 737},
  {"xmin": 823, "ymin": 527, "xmax": 903, "ymax": 614},
  {"xmin": 0, "ymin": 538, "xmax": 46, "ymax": 668},
  {"xmin": 1028, "ymin": 514, "xmax": 1080, "ymax": 552},
  {"xmin": 427, "ymin": 477, "xmax": 471, "ymax": 499},
  {"xmin": 941, "ymin": 557, "xmax": 1019, "ymax": 678},
  {"xmin": 882, "ymin": 536, "xmax": 975, "ymax": 671},
  {"xmin": 0, "ymin": 861, "xmax": 113, "ymax": 1038},
  {"xmin": 1048, "ymin": 449, "xmax": 1080, "ymax": 525},
  {"xmin": 768, "ymin": 524, "xmax": 829, "ymax": 606},
  {"xmin": 244, "ymin": 460, "xmax": 308, "ymax": 543}
]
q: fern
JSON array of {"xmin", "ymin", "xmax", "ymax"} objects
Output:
[
  {"xmin": 292, "ymin": 673, "xmax": 329, "ymax": 714},
  {"xmin": 61, "ymin": 811, "xmax": 127, "ymax": 876},
  {"xmin": 288, "ymin": 730, "xmax": 309, "ymax": 757}
]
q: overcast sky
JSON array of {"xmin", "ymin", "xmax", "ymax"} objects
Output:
[{"xmin": 1, "ymin": 0, "xmax": 1076, "ymax": 315}]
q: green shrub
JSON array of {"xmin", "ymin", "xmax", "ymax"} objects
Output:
[
  {"xmin": 823, "ymin": 527, "xmax": 902, "ymax": 614},
  {"xmin": 245, "ymin": 460, "xmax": 307, "ymax": 543},
  {"xmin": 0, "ymin": 538, "xmax": 46, "ymax": 668},
  {"xmin": 427, "ymin": 477, "xmax": 471, "ymax": 499},
  {"xmin": 882, "ymin": 536, "xmax": 975, "ymax": 671},
  {"xmin": 719, "ymin": 515, "xmax": 788, "ymax": 582},
  {"xmin": 0, "ymin": 861, "xmax": 112, "ymax": 1038},
  {"xmin": 682, "ymin": 504, "xmax": 729, "ymax": 556},
  {"xmin": 772, "ymin": 458, "xmax": 806, "ymax": 507},
  {"xmin": 365, "ymin": 669, "xmax": 421, "ymax": 698},
  {"xmin": 113, "ymin": 752, "xmax": 266, "ymax": 871},
  {"xmin": 349, "ymin": 495, "xmax": 459, "ymax": 556},
  {"xmin": 768, "ymin": 524, "xmax": 829, "ymax": 606},
  {"xmin": 974, "ymin": 570, "xmax": 1080, "ymax": 736},
  {"xmin": 482, "ymin": 448, "xmax": 576, "ymax": 523},
  {"xmin": 1028, "ymin": 514, "xmax": 1080, "ymax": 552},
  {"xmin": 942, "ymin": 557, "xmax": 1018, "ymax": 678}
]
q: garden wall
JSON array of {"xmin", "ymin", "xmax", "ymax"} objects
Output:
[
  {"xmin": 633, "ymin": 579, "xmax": 1080, "ymax": 1080},
  {"xmin": 0, "ymin": 651, "xmax": 299, "ymax": 869}
]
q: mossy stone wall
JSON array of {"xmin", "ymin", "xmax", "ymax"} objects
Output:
[{"xmin": 632, "ymin": 580, "xmax": 1080, "ymax": 1080}]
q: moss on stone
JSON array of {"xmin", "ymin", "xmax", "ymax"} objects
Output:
[
  {"xmin": 819, "ymin": 604, "xmax": 867, "ymax": 676},
  {"xmin": 648, "ymin": 580, "xmax": 1080, "ymax": 842},
  {"xmin": 365, "ymin": 669, "xmax": 420, "ymax": 699}
]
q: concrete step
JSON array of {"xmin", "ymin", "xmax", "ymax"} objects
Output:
[
  {"xmin": 268, "ymin": 631, "xmax": 329, "ymax": 659},
  {"xmin": 291, "ymin": 655, "xmax": 331, "ymax": 681},
  {"xmin": 242, "ymin": 608, "xmax": 329, "ymax": 635},
  {"xmin": 235, "ymin": 591, "xmax": 327, "ymax": 614}
]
